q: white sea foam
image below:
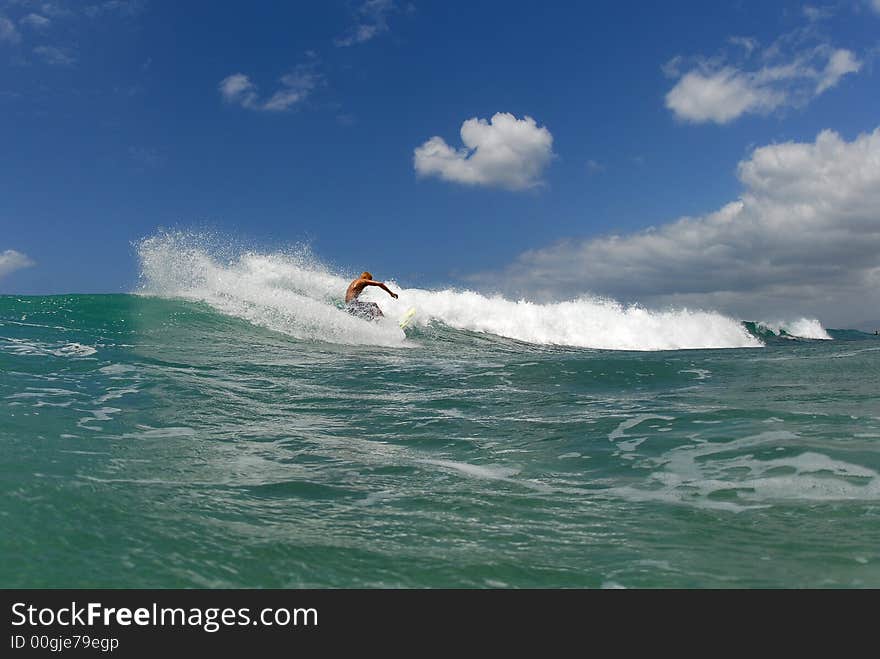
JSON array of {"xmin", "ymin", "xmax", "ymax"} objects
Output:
[
  {"xmin": 611, "ymin": 430, "xmax": 880, "ymax": 511},
  {"xmin": 608, "ymin": 414, "xmax": 675, "ymax": 441},
  {"xmin": 1, "ymin": 338, "xmax": 97, "ymax": 357},
  {"xmin": 98, "ymin": 364, "xmax": 137, "ymax": 375},
  {"xmin": 420, "ymin": 459, "xmax": 521, "ymax": 480},
  {"xmin": 137, "ymin": 231, "xmax": 763, "ymax": 351},
  {"xmin": 57, "ymin": 342, "xmax": 98, "ymax": 356},
  {"xmin": 757, "ymin": 318, "xmax": 832, "ymax": 340},
  {"xmin": 137, "ymin": 232, "xmax": 406, "ymax": 347}
]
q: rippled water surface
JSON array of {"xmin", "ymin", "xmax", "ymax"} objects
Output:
[{"xmin": 2, "ymin": 295, "xmax": 879, "ymax": 587}]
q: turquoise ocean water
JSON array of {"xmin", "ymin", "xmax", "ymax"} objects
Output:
[{"xmin": 2, "ymin": 240, "xmax": 879, "ymax": 588}]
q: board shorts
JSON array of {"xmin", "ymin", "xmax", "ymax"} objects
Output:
[{"xmin": 346, "ymin": 300, "xmax": 382, "ymax": 320}]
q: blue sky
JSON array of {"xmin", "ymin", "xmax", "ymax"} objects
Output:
[{"xmin": 1, "ymin": 1, "xmax": 879, "ymax": 325}]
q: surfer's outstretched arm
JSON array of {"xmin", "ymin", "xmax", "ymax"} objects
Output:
[{"xmin": 366, "ymin": 280, "xmax": 398, "ymax": 299}]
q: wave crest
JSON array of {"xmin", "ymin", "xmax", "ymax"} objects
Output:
[
  {"xmin": 755, "ymin": 319, "xmax": 832, "ymax": 340},
  {"xmin": 136, "ymin": 231, "xmax": 763, "ymax": 351}
]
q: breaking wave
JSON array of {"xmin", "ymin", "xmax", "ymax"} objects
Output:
[
  {"xmin": 136, "ymin": 231, "xmax": 763, "ymax": 351},
  {"xmin": 754, "ymin": 319, "xmax": 832, "ymax": 340}
]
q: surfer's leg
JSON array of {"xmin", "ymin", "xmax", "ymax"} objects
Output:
[{"xmin": 369, "ymin": 303, "xmax": 383, "ymax": 318}]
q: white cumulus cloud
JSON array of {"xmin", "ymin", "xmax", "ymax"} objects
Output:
[
  {"xmin": 0, "ymin": 250, "xmax": 35, "ymax": 280},
  {"xmin": 665, "ymin": 27, "xmax": 863, "ymax": 125},
  {"xmin": 471, "ymin": 127, "xmax": 880, "ymax": 327},
  {"xmin": 219, "ymin": 73, "xmax": 259, "ymax": 109},
  {"xmin": 414, "ymin": 112, "xmax": 554, "ymax": 191},
  {"xmin": 219, "ymin": 65, "xmax": 319, "ymax": 112},
  {"xmin": 666, "ymin": 67, "xmax": 784, "ymax": 124},
  {"xmin": 816, "ymin": 49, "xmax": 861, "ymax": 94}
]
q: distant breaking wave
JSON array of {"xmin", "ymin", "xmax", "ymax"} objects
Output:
[
  {"xmin": 136, "ymin": 231, "xmax": 767, "ymax": 351},
  {"xmin": 752, "ymin": 319, "xmax": 832, "ymax": 340}
]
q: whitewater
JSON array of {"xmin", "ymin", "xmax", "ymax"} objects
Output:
[{"xmin": 137, "ymin": 232, "xmax": 827, "ymax": 351}]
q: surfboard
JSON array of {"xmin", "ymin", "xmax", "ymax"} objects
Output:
[{"xmin": 399, "ymin": 307, "xmax": 417, "ymax": 329}]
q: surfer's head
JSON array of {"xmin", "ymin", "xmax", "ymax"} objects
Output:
[{"xmin": 361, "ymin": 272, "xmax": 373, "ymax": 280}]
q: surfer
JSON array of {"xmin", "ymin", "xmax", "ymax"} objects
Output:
[{"xmin": 345, "ymin": 272, "xmax": 398, "ymax": 319}]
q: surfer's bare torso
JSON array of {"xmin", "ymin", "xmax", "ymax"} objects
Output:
[{"xmin": 345, "ymin": 272, "xmax": 397, "ymax": 319}]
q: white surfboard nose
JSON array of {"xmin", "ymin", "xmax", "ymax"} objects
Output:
[{"xmin": 399, "ymin": 307, "xmax": 417, "ymax": 329}]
